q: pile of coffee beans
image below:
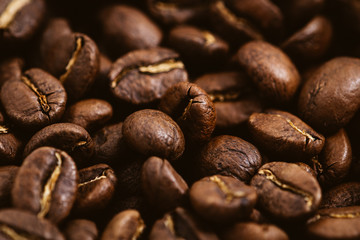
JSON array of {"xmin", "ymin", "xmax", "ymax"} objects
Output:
[{"xmin": 1, "ymin": 0, "xmax": 360, "ymax": 239}]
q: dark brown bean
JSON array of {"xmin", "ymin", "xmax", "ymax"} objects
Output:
[
  {"xmin": 63, "ymin": 219, "xmax": 98, "ymax": 240},
  {"xmin": 0, "ymin": 166, "xmax": 18, "ymax": 207},
  {"xmin": 321, "ymin": 182, "xmax": 360, "ymax": 209},
  {"xmin": 12, "ymin": 146, "xmax": 78, "ymax": 223}
]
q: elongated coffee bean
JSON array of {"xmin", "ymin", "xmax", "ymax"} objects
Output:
[
  {"xmin": 12, "ymin": 147, "xmax": 78, "ymax": 223},
  {"xmin": 251, "ymin": 162, "xmax": 322, "ymax": 220}
]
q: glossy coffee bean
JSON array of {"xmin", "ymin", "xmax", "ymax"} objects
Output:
[
  {"xmin": 92, "ymin": 122, "xmax": 127, "ymax": 164},
  {"xmin": 1, "ymin": 68, "xmax": 67, "ymax": 129},
  {"xmin": 159, "ymin": 82, "xmax": 216, "ymax": 143},
  {"xmin": 248, "ymin": 110, "xmax": 325, "ymax": 160},
  {"xmin": 251, "ymin": 162, "xmax": 322, "ymax": 220},
  {"xmin": 199, "ymin": 135, "xmax": 262, "ymax": 183},
  {"xmin": 12, "ymin": 147, "xmax": 78, "ymax": 223},
  {"xmin": 0, "ymin": 111, "xmax": 22, "ymax": 164},
  {"xmin": 321, "ymin": 182, "xmax": 360, "ymax": 209},
  {"xmin": 99, "ymin": 5, "xmax": 162, "ymax": 56},
  {"xmin": 0, "ymin": 57, "xmax": 23, "ymax": 87},
  {"xmin": 142, "ymin": 156, "xmax": 188, "ymax": 213},
  {"xmin": 168, "ymin": 25, "xmax": 229, "ymax": 65},
  {"xmin": 282, "ymin": 15, "xmax": 333, "ymax": 61},
  {"xmin": 122, "ymin": 109, "xmax": 185, "ymax": 161},
  {"xmin": 101, "ymin": 209, "xmax": 145, "ymax": 240},
  {"xmin": 109, "ymin": 47, "xmax": 188, "ymax": 105},
  {"xmin": 63, "ymin": 219, "xmax": 98, "ymax": 240},
  {"xmin": 0, "ymin": 166, "xmax": 18, "ymax": 207},
  {"xmin": 236, "ymin": 41, "xmax": 301, "ymax": 103},
  {"xmin": 63, "ymin": 99, "xmax": 113, "ymax": 132},
  {"xmin": 311, "ymin": 129, "xmax": 352, "ymax": 188},
  {"xmin": 298, "ymin": 57, "xmax": 360, "ymax": 133},
  {"xmin": 195, "ymin": 71, "xmax": 262, "ymax": 129},
  {"xmin": 221, "ymin": 222, "xmax": 289, "ymax": 240},
  {"xmin": 23, "ymin": 123, "xmax": 94, "ymax": 164},
  {"xmin": 306, "ymin": 206, "xmax": 360, "ymax": 240},
  {"xmin": 0, "ymin": 208, "xmax": 64, "ymax": 240},
  {"xmin": 189, "ymin": 175, "xmax": 257, "ymax": 223},
  {"xmin": 0, "ymin": 0, "xmax": 45, "ymax": 42},
  {"xmin": 75, "ymin": 164, "xmax": 117, "ymax": 212}
]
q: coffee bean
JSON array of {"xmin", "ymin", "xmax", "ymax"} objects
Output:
[
  {"xmin": 311, "ymin": 128, "xmax": 352, "ymax": 188},
  {"xmin": 12, "ymin": 146, "xmax": 78, "ymax": 223},
  {"xmin": 298, "ymin": 57, "xmax": 360, "ymax": 133},
  {"xmin": 248, "ymin": 110, "xmax": 325, "ymax": 160},
  {"xmin": 159, "ymin": 82, "xmax": 216, "ymax": 143},
  {"xmin": 0, "ymin": 57, "xmax": 23, "ymax": 87},
  {"xmin": 1, "ymin": 68, "xmax": 67, "ymax": 130},
  {"xmin": 142, "ymin": 156, "xmax": 188, "ymax": 213},
  {"xmin": 92, "ymin": 122, "xmax": 127, "ymax": 164},
  {"xmin": 251, "ymin": 161, "xmax": 322, "ymax": 220},
  {"xmin": 168, "ymin": 25, "xmax": 229, "ymax": 66},
  {"xmin": 75, "ymin": 164, "xmax": 117, "ymax": 212},
  {"xmin": 122, "ymin": 109, "xmax": 185, "ymax": 161},
  {"xmin": 101, "ymin": 209, "xmax": 145, "ymax": 240},
  {"xmin": 0, "ymin": 208, "xmax": 64, "ymax": 240},
  {"xmin": 321, "ymin": 182, "xmax": 360, "ymax": 209},
  {"xmin": 23, "ymin": 123, "xmax": 94, "ymax": 164},
  {"xmin": 199, "ymin": 135, "xmax": 262, "ymax": 183},
  {"xmin": 306, "ymin": 206, "xmax": 360, "ymax": 240},
  {"xmin": 0, "ymin": 166, "xmax": 18, "ymax": 207},
  {"xmin": 108, "ymin": 47, "xmax": 188, "ymax": 105},
  {"xmin": 0, "ymin": 0, "xmax": 45, "ymax": 42},
  {"xmin": 194, "ymin": 71, "xmax": 262, "ymax": 129},
  {"xmin": 221, "ymin": 222, "xmax": 289, "ymax": 240},
  {"xmin": 236, "ymin": 41, "xmax": 301, "ymax": 103},
  {"xmin": 146, "ymin": 0, "xmax": 206, "ymax": 25},
  {"xmin": 189, "ymin": 175, "xmax": 257, "ymax": 223},
  {"xmin": 282, "ymin": 15, "xmax": 333, "ymax": 61},
  {"xmin": 99, "ymin": 5, "xmax": 162, "ymax": 56},
  {"xmin": 63, "ymin": 99, "xmax": 113, "ymax": 132},
  {"xmin": 294, "ymin": 162, "xmax": 317, "ymax": 179},
  {"xmin": 0, "ymin": 111, "xmax": 22, "ymax": 164},
  {"xmin": 63, "ymin": 219, "xmax": 98, "ymax": 240}
]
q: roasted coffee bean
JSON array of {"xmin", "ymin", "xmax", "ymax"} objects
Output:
[
  {"xmin": 63, "ymin": 99, "xmax": 113, "ymax": 132},
  {"xmin": 236, "ymin": 41, "xmax": 301, "ymax": 103},
  {"xmin": 99, "ymin": 5, "xmax": 162, "ymax": 56},
  {"xmin": 122, "ymin": 109, "xmax": 185, "ymax": 161},
  {"xmin": 146, "ymin": 0, "xmax": 206, "ymax": 25},
  {"xmin": 23, "ymin": 123, "xmax": 94, "ymax": 164},
  {"xmin": 149, "ymin": 214, "xmax": 179, "ymax": 240},
  {"xmin": 92, "ymin": 122, "xmax": 127, "ymax": 163},
  {"xmin": 189, "ymin": 175, "xmax": 257, "ymax": 223},
  {"xmin": 311, "ymin": 129, "xmax": 352, "ymax": 188},
  {"xmin": 0, "ymin": 57, "xmax": 23, "ymax": 86},
  {"xmin": 298, "ymin": 57, "xmax": 360, "ymax": 133},
  {"xmin": 101, "ymin": 209, "xmax": 145, "ymax": 240},
  {"xmin": 0, "ymin": 166, "xmax": 18, "ymax": 207},
  {"xmin": 63, "ymin": 219, "xmax": 98, "ymax": 240},
  {"xmin": 221, "ymin": 222, "xmax": 289, "ymax": 240},
  {"xmin": 209, "ymin": 0, "xmax": 263, "ymax": 43},
  {"xmin": 294, "ymin": 162, "xmax": 317, "ymax": 179},
  {"xmin": 282, "ymin": 15, "xmax": 333, "ymax": 61},
  {"xmin": 306, "ymin": 206, "xmax": 360, "ymax": 240},
  {"xmin": 321, "ymin": 182, "xmax": 360, "ymax": 209},
  {"xmin": 248, "ymin": 110, "xmax": 325, "ymax": 160},
  {"xmin": 251, "ymin": 162, "xmax": 322, "ymax": 220},
  {"xmin": 159, "ymin": 82, "xmax": 216, "ymax": 143},
  {"xmin": 199, "ymin": 135, "xmax": 262, "ymax": 183},
  {"xmin": 142, "ymin": 156, "xmax": 188, "ymax": 213},
  {"xmin": 12, "ymin": 146, "xmax": 78, "ymax": 223},
  {"xmin": 0, "ymin": 208, "xmax": 64, "ymax": 240},
  {"xmin": 0, "ymin": 0, "xmax": 45, "ymax": 42},
  {"xmin": 40, "ymin": 20, "xmax": 100, "ymax": 102},
  {"xmin": 194, "ymin": 71, "xmax": 262, "ymax": 129},
  {"xmin": 1, "ymin": 68, "xmax": 67, "ymax": 130},
  {"xmin": 108, "ymin": 47, "xmax": 188, "ymax": 105},
  {"xmin": 168, "ymin": 25, "xmax": 229, "ymax": 66},
  {"xmin": 75, "ymin": 164, "xmax": 117, "ymax": 212},
  {"xmin": 0, "ymin": 111, "xmax": 22, "ymax": 164}
]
